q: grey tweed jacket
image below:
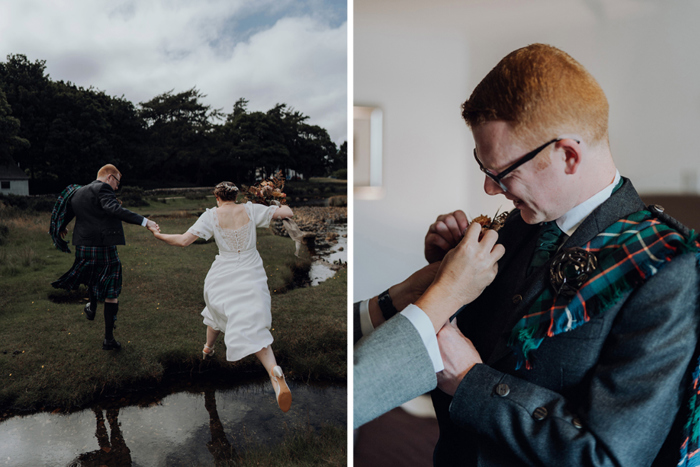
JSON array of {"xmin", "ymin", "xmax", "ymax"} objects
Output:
[
  {"xmin": 63, "ymin": 180, "xmax": 144, "ymax": 246},
  {"xmin": 431, "ymin": 178, "xmax": 699, "ymax": 466},
  {"xmin": 353, "ymin": 302, "xmax": 437, "ymax": 428}
]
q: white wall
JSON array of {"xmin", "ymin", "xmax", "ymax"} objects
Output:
[
  {"xmin": 354, "ymin": 0, "xmax": 700, "ymax": 300},
  {"xmin": 0, "ymin": 180, "xmax": 29, "ymax": 196}
]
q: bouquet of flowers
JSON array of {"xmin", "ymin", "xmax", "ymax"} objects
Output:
[{"xmin": 244, "ymin": 171, "xmax": 288, "ymax": 206}]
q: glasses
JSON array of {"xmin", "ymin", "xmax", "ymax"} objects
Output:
[
  {"xmin": 473, "ymin": 137, "xmax": 579, "ymax": 192},
  {"xmin": 109, "ymin": 174, "xmax": 121, "ymax": 187}
]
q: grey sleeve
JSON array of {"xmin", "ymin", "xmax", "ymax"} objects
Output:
[
  {"xmin": 97, "ymin": 183, "xmax": 145, "ymax": 226},
  {"xmin": 354, "ymin": 313, "xmax": 437, "ymax": 429}
]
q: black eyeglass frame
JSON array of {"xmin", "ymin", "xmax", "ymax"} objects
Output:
[
  {"xmin": 109, "ymin": 174, "xmax": 121, "ymax": 187},
  {"xmin": 473, "ymin": 137, "xmax": 580, "ymax": 192}
]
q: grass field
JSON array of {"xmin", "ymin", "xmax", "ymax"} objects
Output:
[{"xmin": 0, "ymin": 197, "xmax": 346, "ymax": 416}]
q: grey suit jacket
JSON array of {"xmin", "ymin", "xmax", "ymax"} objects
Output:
[
  {"xmin": 431, "ymin": 178, "xmax": 699, "ymax": 466},
  {"xmin": 63, "ymin": 180, "xmax": 145, "ymax": 246},
  {"xmin": 353, "ymin": 302, "xmax": 437, "ymax": 428}
]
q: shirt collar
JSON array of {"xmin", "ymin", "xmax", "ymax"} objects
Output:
[{"xmin": 556, "ymin": 170, "xmax": 621, "ymax": 236}]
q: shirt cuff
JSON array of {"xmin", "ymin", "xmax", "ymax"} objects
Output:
[
  {"xmin": 141, "ymin": 217, "xmax": 148, "ymax": 227},
  {"xmin": 359, "ymin": 299, "xmax": 375, "ymax": 337},
  {"xmin": 401, "ymin": 304, "xmax": 444, "ymax": 373}
]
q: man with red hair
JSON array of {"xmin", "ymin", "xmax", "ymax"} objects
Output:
[
  {"xmin": 423, "ymin": 44, "xmax": 699, "ymax": 466},
  {"xmin": 53, "ymin": 164, "xmax": 159, "ymax": 350}
]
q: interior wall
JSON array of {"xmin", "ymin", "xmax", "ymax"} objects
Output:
[{"xmin": 354, "ymin": 0, "xmax": 700, "ymax": 300}]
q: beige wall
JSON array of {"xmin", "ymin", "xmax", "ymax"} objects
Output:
[{"xmin": 354, "ymin": 0, "xmax": 700, "ymax": 299}]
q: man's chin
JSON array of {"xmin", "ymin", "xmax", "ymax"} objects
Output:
[{"xmin": 519, "ymin": 208, "xmax": 543, "ymax": 225}]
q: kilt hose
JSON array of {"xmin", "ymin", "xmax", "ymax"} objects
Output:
[{"xmin": 52, "ymin": 246, "xmax": 122, "ymax": 301}]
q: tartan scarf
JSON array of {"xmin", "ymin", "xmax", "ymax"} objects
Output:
[
  {"xmin": 505, "ymin": 209, "xmax": 700, "ymax": 466},
  {"xmin": 49, "ymin": 184, "xmax": 81, "ymax": 253},
  {"xmin": 508, "ymin": 209, "xmax": 698, "ymax": 370}
]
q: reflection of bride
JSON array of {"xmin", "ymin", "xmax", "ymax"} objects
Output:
[
  {"xmin": 153, "ymin": 181, "xmax": 293, "ymax": 412},
  {"xmin": 67, "ymin": 406, "xmax": 132, "ymax": 467}
]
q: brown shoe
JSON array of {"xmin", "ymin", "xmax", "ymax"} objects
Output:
[{"xmin": 271, "ymin": 366, "xmax": 292, "ymax": 412}]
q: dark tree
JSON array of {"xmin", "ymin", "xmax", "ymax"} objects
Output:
[
  {"xmin": 0, "ymin": 88, "xmax": 29, "ymax": 164},
  {"xmin": 0, "ymin": 54, "xmax": 52, "ymax": 182},
  {"xmin": 138, "ymin": 87, "xmax": 223, "ymax": 185}
]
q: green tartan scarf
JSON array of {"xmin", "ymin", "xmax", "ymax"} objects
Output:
[
  {"xmin": 505, "ymin": 209, "xmax": 700, "ymax": 466},
  {"xmin": 49, "ymin": 184, "xmax": 81, "ymax": 253},
  {"xmin": 508, "ymin": 210, "xmax": 698, "ymax": 370}
]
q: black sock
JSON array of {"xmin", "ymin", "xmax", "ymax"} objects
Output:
[{"xmin": 104, "ymin": 302, "xmax": 119, "ymax": 341}]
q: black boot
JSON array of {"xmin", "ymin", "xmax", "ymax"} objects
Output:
[
  {"xmin": 84, "ymin": 289, "xmax": 97, "ymax": 320},
  {"xmin": 103, "ymin": 302, "xmax": 121, "ymax": 351}
]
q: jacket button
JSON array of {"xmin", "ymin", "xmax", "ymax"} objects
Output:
[
  {"xmin": 650, "ymin": 204, "xmax": 665, "ymax": 214},
  {"xmin": 533, "ymin": 407, "xmax": 548, "ymax": 421},
  {"xmin": 512, "ymin": 294, "xmax": 523, "ymax": 304},
  {"xmin": 572, "ymin": 417, "xmax": 583, "ymax": 429},
  {"xmin": 494, "ymin": 383, "xmax": 510, "ymax": 397}
]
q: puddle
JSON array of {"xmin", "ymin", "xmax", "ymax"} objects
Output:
[
  {"xmin": 0, "ymin": 380, "xmax": 345, "ymax": 466},
  {"xmin": 310, "ymin": 224, "xmax": 347, "ymax": 286}
]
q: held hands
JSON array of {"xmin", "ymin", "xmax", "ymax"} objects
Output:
[
  {"xmin": 146, "ymin": 220, "xmax": 160, "ymax": 234},
  {"xmin": 59, "ymin": 228, "xmax": 68, "ymax": 239},
  {"xmin": 425, "ymin": 210, "xmax": 469, "ymax": 263},
  {"xmin": 436, "ymin": 320, "xmax": 482, "ymax": 396}
]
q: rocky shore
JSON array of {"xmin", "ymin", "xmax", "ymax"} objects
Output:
[{"xmin": 271, "ymin": 206, "xmax": 347, "ymax": 255}]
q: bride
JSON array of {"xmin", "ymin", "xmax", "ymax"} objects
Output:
[{"xmin": 152, "ymin": 181, "xmax": 294, "ymax": 412}]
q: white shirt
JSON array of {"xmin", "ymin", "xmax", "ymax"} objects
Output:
[{"xmin": 359, "ymin": 170, "xmax": 622, "ymax": 373}]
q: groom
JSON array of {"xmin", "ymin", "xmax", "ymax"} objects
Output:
[
  {"xmin": 422, "ymin": 44, "xmax": 699, "ymax": 466},
  {"xmin": 52, "ymin": 164, "xmax": 159, "ymax": 350}
]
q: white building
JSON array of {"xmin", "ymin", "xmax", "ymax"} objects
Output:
[{"xmin": 0, "ymin": 163, "xmax": 30, "ymax": 196}]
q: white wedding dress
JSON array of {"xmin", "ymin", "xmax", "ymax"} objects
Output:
[{"xmin": 187, "ymin": 202, "xmax": 279, "ymax": 361}]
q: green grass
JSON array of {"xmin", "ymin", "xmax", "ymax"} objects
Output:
[
  {"xmin": 239, "ymin": 425, "xmax": 347, "ymax": 466},
  {"xmin": 0, "ymin": 199, "xmax": 346, "ymax": 414}
]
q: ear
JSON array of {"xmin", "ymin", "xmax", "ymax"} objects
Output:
[{"xmin": 557, "ymin": 139, "xmax": 582, "ymax": 175}]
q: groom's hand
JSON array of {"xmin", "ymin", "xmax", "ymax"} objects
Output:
[
  {"xmin": 146, "ymin": 220, "xmax": 160, "ymax": 233},
  {"xmin": 436, "ymin": 320, "xmax": 482, "ymax": 396},
  {"xmin": 425, "ymin": 210, "xmax": 469, "ymax": 263}
]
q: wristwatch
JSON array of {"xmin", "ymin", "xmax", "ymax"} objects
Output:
[{"xmin": 377, "ymin": 288, "xmax": 399, "ymax": 321}]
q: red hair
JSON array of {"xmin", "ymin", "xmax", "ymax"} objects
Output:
[
  {"xmin": 462, "ymin": 44, "xmax": 609, "ymax": 146},
  {"xmin": 97, "ymin": 164, "xmax": 121, "ymax": 179}
]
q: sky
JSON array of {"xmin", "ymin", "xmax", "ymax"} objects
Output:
[{"xmin": 0, "ymin": 0, "xmax": 348, "ymax": 145}]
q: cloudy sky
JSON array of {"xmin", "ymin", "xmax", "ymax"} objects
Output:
[{"xmin": 0, "ymin": 0, "xmax": 347, "ymax": 144}]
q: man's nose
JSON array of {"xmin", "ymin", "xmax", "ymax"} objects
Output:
[{"xmin": 484, "ymin": 176, "xmax": 504, "ymax": 196}]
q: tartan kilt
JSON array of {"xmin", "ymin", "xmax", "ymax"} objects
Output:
[{"xmin": 52, "ymin": 246, "xmax": 122, "ymax": 301}]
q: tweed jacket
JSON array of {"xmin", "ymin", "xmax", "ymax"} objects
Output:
[
  {"xmin": 353, "ymin": 302, "xmax": 437, "ymax": 428},
  {"xmin": 63, "ymin": 180, "xmax": 145, "ymax": 246},
  {"xmin": 431, "ymin": 178, "xmax": 699, "ymax": 466}
]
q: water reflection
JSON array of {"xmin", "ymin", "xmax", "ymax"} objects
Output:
[
  {"xmin": 0, "ymin": 380, "xmax": 345, "ymax": 466},
  {"xmin": 68, "ymin": 407, "xmax": 132, "ymax": 466},
  {"xmin": 310, "ymin": 224, "xmax": 347, "ymax": 286}
]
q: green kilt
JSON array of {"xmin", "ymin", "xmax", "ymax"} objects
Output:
[{"xmin": 52, "ymin": 246, "xmax": 122, "ymax": 300}]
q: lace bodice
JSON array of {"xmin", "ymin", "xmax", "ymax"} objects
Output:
[
  {"xmin": 186, "ymin": 203, "xmax": 278, "ymax": 254},
  {"xmin": 212, "ymin": 209, "xmax": 250, "ymax": 252}
]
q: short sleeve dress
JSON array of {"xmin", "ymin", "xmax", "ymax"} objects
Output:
[{"xmin": 187, "ymin": 202, "xmax": 279, "ymax": 361}]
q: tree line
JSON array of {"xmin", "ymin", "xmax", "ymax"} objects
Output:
[{"xmin": 0, "ymin": 54, "xmax": 347, "ymax": 194}]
